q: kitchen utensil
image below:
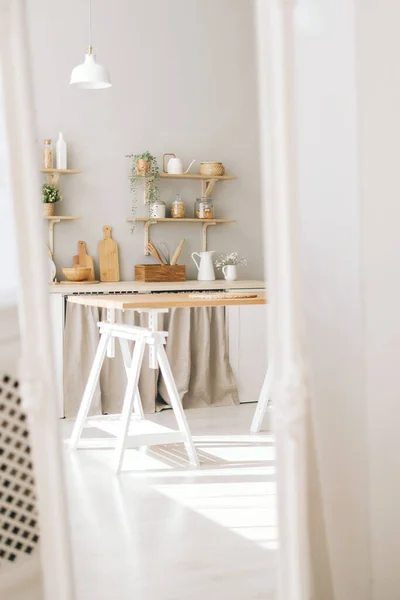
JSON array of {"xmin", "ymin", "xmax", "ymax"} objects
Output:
[
  {"xmin": 146, "ymin": 242, "xmax": 166, "ymax": 265},
  {"xmin": 222, "ymin": 265, "xmax": 238, "ymax": 281},
  {"xmin": 191, "ymin": 250, "xmax": 216, "ymax": 281},
  {"xmin": 98, "ymin": 226, "xmax": 120, "ymax": 282},
  {"xmin": 48, "ymin": 257, "xmax": 56, "ymax": 282},
  {"xmin": 199, "ymin": 162, "xmax": 225, "ymax": 176},
  {"xmin": 170, "ymin": 239, "xmax": 185, "ymax": 265},
  {"xmin": 135, "ymin": 264, "xmax": 186, "ymax": 282},
  {"xmin": 62, "ymin": 267, "xmax": 91, "ymax": 282},
  {"xmin": 46, "ymin": 245, "xmax": 56, "ymax": 283},
  {"xmin": 163, "ymin": 153, "xmax": 196, "ymax": 175},
  {"xmin": 157, "ymin": 242, "xmax": 171, "ymax": 264},
  {"xmin": 73, "ymin": 241, "xmax": 95, "ymax": 281}
]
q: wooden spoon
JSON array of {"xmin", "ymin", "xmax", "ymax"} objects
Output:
[{"xmin": 147, "ymin": 243, "xmax": 165, "ymax": 265}]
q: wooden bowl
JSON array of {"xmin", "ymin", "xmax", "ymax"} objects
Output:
[{"xmin": 62, "ymin": 267, "xmax": 91, "ymax": 282}]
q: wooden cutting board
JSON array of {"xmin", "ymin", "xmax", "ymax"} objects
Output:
[
  {"xmin": 98, "ymin": 225, "xmax": 120, "ymax": 282},
  {"xmin": 73, "ymin": 241, "xmax": 95, "ymax": 281}
]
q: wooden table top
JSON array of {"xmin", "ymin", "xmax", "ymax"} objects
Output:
[
  {"xmin": 50, "ymin": 280, "xmax": 266, "ymax": 294},
  {"xmin": 67, "ymin": 292, "xmax": 267, "ymax": 310}
]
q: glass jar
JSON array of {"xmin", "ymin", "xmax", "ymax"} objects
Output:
[
  {"xmin": 149, "ymin": 200, "xmax": 166, "ymax": 219},
  {"xmin": 43, "ymin": 139, "xmax": 53, "ymax": 169},
  {"xmin": 194, "ymin": 196, "xmax": 214, "ymax": 219},
  {"xmin": 171, "ymin": 194, "xmax": 185, "ymax": 218}
]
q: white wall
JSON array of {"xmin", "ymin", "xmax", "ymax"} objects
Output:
[
  {"xmin": 356, "ymin": 2, "xmax": 400, "ymax": 598},
  {"xmin": 26, "ymin": 0, "xmax": 262, "ymax": 281}
]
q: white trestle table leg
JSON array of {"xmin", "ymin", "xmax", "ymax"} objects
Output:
[
  {"xmin": 118, "ymin": 337, "xmax": 145, "ymax": 419},
  {"xmin": 70, "ymin": 330, "xmax": 111, "ymax": 449},
  {"xmin": 114, "ymin": 336, "xmax": 146, "ymax": 474},
  {"xmin": 106, "ymin": 308, "xmax": 116, "ymax": 357},
  {"xmin": 251, "ymin": 363, "xmax": 273, "ymax": 434},
  {"xmin": 157, "ymin": 343, "xmax": 200, "ymax": 466}
]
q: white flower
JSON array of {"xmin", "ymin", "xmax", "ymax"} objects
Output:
[{"xmin": 215, "ymin": 252, "xmax": 247, "ymax": 270}]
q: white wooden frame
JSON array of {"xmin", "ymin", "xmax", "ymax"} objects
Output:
[
  {"xmin": 256, "ymin": 1, "xmax": 311, "ymax": 599},
  {"xmin": 0, "ymin": 1, "xmax": 310, "ymax": 599},
  {"xmin": 0, "ymin": 2, "xmax": 74, "ymax": 600}
]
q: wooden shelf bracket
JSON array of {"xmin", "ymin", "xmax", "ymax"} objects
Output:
[
  {"xmin": 201, "ymin": 179, "xmax": 218, "ymax": 197},
  {"xmin": 44, "ymin": 216, "xmax": 80, "ymax": 255},
  {"xmin": 48, "ymin": 218, "xmax": 60, "ymax": 254},
  {"xmin": 144, "ymin": 220, "xmax": 156, "ymax": 255},
  {"xmin": 41, "ymin": 169, "xmax": 82, "ymax": 187},
  {"xmin": 131, "ymin": 218, "xmax": 234, "ymax": 255},
  {"xmin": 202, "ymin": 222, "xmax": 216, "ymax": 251}
]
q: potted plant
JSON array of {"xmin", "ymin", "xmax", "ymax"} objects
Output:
[
  {"xmin": 215, "ymin": 252, "xmax": 247, "ymax": 281},
  {"xmin": 42, "ymin": 183, "xmax": 62, "ymax": 217},
  {"xmin": 126, "ymin": 151, "xmax": 160, "ymax": 230}
]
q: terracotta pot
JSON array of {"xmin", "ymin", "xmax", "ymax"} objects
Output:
[
  {"xmin": 137, "ymin": 158, "xmax": 150, "ymax": 174},
  {"xmin": 43, "ymin": 203, "xmax": 55, "ymax": 217}
]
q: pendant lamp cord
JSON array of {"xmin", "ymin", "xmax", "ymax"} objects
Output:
[{"xmin": 88, "ymin": 0, "xmax": 92, "ymax": 52}]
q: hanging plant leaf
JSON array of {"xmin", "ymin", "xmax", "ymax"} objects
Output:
[{"xmin": 126, "ymin": 151, "xmax": 160, "ymax": 233}]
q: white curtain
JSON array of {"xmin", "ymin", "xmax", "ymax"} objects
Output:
[
  {"xmin": 0, "ymin": 1, "xmax": 74, "ymax": 599},
  {"xmin": 258, "ymin": 2, "xmax": 374, "ymax": 599}
]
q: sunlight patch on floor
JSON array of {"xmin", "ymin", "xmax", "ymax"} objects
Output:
[{"xmin": 153, "ymin": 479, "xmax": 277, "ymax": 550}]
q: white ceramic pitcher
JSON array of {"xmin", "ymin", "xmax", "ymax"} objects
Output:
[
  {"xmin": 222, "ymin": 265, "xmax": 237, "ymax": 281},
  {"xmin": 191, "ymin": 251, "xmax": 216, "ymax": 281}
]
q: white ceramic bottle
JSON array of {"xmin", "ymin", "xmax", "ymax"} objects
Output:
[{"xmin": 56, "ymin": 133, "xmax": 67, "ymax": 169}]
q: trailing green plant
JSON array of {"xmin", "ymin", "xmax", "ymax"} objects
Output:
[
  {"xmin": 42, "ymin": 183, "xmax": 62, "ymax": 204},
  {"xmin": 126, "ymin": 151, "xmax": 160, "ymax": 232}
]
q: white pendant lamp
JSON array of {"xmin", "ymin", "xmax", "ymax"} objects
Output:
[{"xmin": 70, "ymin": 0, "xmax": 111, "ymax": 89}]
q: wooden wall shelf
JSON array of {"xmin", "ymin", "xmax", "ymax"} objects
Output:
[
  {"xmin": 41, "ymin": 168, "xmax": 82, "ymax": 185},
  {"xmin": 43, "ymin": 216, "xmax": 80, "ymax": 255},
  {"xmin": 160, "ymin": 172, "xmax": 237, "ymax": 197},
  {"xmin": 127, "ymin": 217, "xmax": 236, "ymax": 254}
]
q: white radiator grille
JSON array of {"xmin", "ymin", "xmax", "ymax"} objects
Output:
[{"xmin": 0, "ymin": 374, "xmax": 39, "ymax": 565}]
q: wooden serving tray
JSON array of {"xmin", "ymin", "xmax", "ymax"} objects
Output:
[{"xmin": 134, "ymin": 264, "xmax": 186, "ymax": 283}]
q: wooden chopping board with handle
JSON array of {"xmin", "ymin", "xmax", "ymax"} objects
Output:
[
  {"xmin": 73, "ymin": 241, "xmax": 95, "ymax": 281},
  {"xmin": 98, "ymin": 225, "xmax": 120, "ymax": 282}
]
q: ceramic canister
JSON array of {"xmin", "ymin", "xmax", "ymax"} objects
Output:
[{"xmin": 149, "ymin": 201, "xmax": 166, "ymax": 218}]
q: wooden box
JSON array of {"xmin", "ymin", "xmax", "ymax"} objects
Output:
[{"xmin": 134, "ymin": 264, "xmax": 186, "ymax": 282}]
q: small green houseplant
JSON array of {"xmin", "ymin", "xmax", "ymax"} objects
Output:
[
  {"xmin": 126, "ymin": 151, "xmax": 160, "ymax": 231},
  {"xmin": 42, "ymin": 183, "xmax": 62, "ymax": 217}
]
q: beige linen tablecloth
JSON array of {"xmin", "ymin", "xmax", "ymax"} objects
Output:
[{"xmin": 63, "ymin": 303, "xmax": 239, "ymax": 418}]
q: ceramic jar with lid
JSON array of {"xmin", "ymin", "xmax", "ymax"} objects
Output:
[
  {"xmin": 194, "ymin": 196, "xmax": 214, "ymax": 219},
  {"xmin": 149, "ymin": 200, "xmax": 166, "ymax": 218},
  {"xmin": 171, "ymin": 194, "xmax": 185, "ymax": 218},
  {"xmin": 43, "ymin": 139, "xmax": 53, "ymax": 169}
]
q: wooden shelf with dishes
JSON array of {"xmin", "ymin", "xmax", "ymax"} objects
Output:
[{"xmin": 127, "ymin": 217, "xmax": 236, "ymax": 255}]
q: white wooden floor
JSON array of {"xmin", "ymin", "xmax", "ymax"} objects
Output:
[{"xmin": 62, "ymin": 404, "xmax": 277, "ymax": 600}]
